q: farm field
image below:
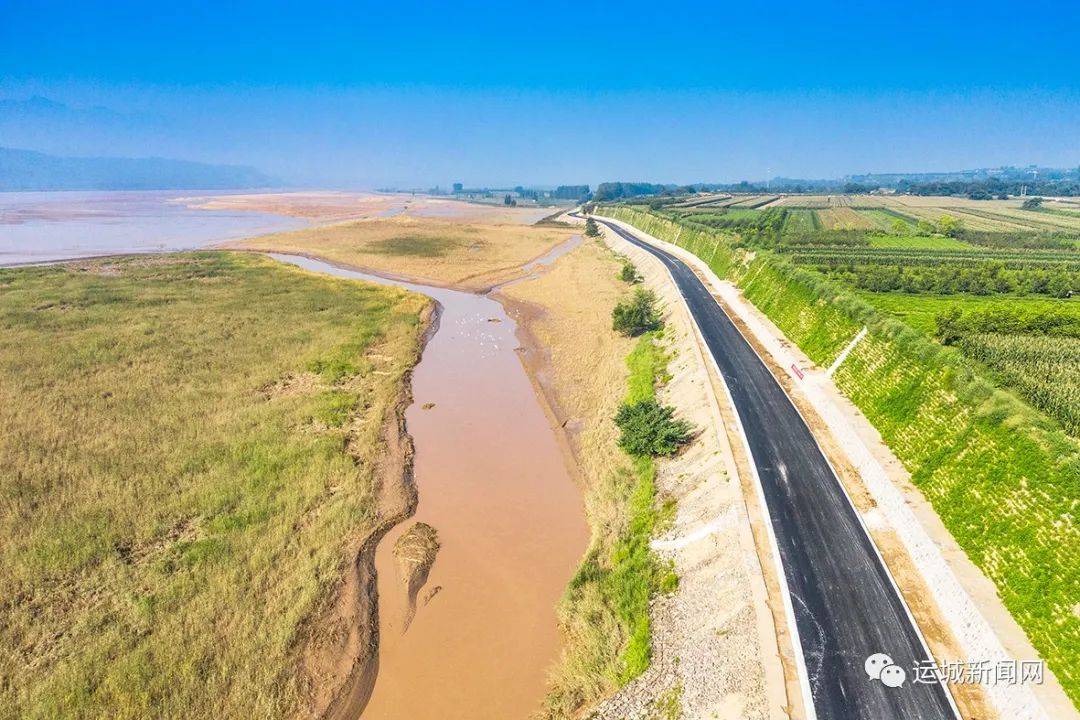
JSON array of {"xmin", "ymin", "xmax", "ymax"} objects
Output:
[
  {"xmin": 726, "ymin": 194, "xmax": 777, "ymax": 208},
  {"xmin": 783, "ymin": 208, "xmax": 819, "ymax": 232},
  {"xmin": 0, "ymin": 253, "xmax": 429, "ymax": 720},
  {"xmin": 765, "ymin": 194, "xmax": 1080, "ymax": 235},
  {"xmin": 859, "ymin": 292, "xmax": 1080, "ymax": 433},
  {"xmin": 816, "ymin": 206, "xmax": 876, "ymax": 229},
  {"xmin": 856, "ymin": 208, "xmax": 916, "ymax": 230},
  {"xmin": 865, "ymin": 233, "xmax": 974, "ymax": 250},
  {"xmin": 767, "ymin": 194, "xmax": 890, "ymax": 208},
  {"xmin": 858, "ymin": 292, "xmax": 1079, "ymax": 334}
]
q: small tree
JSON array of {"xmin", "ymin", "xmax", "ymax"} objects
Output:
[
  {"xmin": 620, "ymin": 261, "xmax": 643, "ymax": 284},
  {"xmin": 615, "ymin": 399, "xmax": 693, "ymax": 456},
  {"xmin": 584, "ymin": 218, "xmax": 601, "ymax": 237},
  {"xmin": 1047, "ymin": 273, "xmax": 1072, "ymax": 299},
  {"xmin": 914, "ymin": 219, "xmax": 936, "ymax": 236},
  {"xmin": 612, "ymin": 289, "xmax": 662, "ymax": 336},
  {"xmin": 937, "ymin": 214, "xmax": 964, "ymax": 238}
]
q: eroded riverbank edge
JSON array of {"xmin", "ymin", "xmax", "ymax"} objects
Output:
[
  {"xmin": 299, "ymin": 298, "xmax": 441, "ymax": 720},
  {"xmin": 263, "ymin": 246, "xmax": 588, "ymax": 720}
]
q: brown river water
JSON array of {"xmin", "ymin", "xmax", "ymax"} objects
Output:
[{"xmin": 271, "ymin": 253, "xmax": 588, "ymax": 720}]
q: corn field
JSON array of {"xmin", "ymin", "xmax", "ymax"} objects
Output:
[{"xmin": 959, "ymin": 333, "xmax": 1080, "ymax": 435}]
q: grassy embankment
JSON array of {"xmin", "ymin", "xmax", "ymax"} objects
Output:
[
  {"xmin": 227, "ymin": 215, "xmax": 570, "ymax": 291},
  {"xmin": 0, "ymin": 253, "xmax": 429, "ymax": 720},
  {"xmin": 498, "ymin": 241, "xmax": 676, "ymax": 717},
  {"xmin": 606, "ymin": 207, "xmax": 1080, "ymax": 707}
]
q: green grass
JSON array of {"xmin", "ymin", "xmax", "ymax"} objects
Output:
[
  {"xmin": 0, "ymin": 252, "xmax": 429, "ymax": 720},
  {"xmin": 607, "ymin": 334, "xmax": 678, "ymax": 682},
  {"xmin": 547, "ymin": 332, "xmax": 677, "ymax": 716},
  {"xmin": 368, "ymin": 234, "xmax": 460, "ymax": 256},
  {"xmin": 859, "ymin": 292, "xmax": 1080, "ymax": 335},
  {"xmin": 866, "ymin": 233, "xmax": 974, "ymax": 250},
  {"xmin": 784, "ymin": 209, "xmax": 819, "ymax": 233}
]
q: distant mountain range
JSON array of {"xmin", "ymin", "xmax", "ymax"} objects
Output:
[{"xmin": 0, "ymin": 146, "xmax": 275, "ymax": 191}]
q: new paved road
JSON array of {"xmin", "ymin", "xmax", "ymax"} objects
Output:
[{"xmin": 596, "ymin": 216, "xmax": 959, "ymax": 720}]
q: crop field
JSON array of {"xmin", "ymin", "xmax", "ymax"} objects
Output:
[
  {"xmin": 726, "ymin": 194, "xmax": 777, "ymax": 208},
  {"xmin": 670, "ymin": 209, "xmax": 758, "ymax": 226},
  {"xmin": 858, "ymin": 292, "xmax": 1080, "ymax": 432},
  {"xmin": 783, "ymin": 208, "xmax": 820, "ymax": 232},
  {"xmin": 857, "ymin": 293, "xmax": 1078, "ymax": 334},
  {"xmin": 980, "ymin": 207, "xmax": 1080, "ymax": 232},
  {"xmin": 856, "ymin": 208, "xmax": 915, "ymax": 231},
  {"xmin": 0, "ymin": 253, "xmax": 429, "ymax": 720},
  {"xmin": 865, "ymin": 233, "xmax": 972, "ymax": 250},
  {"xmin": 885, "ymin": 203, "xmax": 1012, "ymax": 231},
  {"xmin": 762, "ymin": 195, "xmax": 1080, "ymax": 234},
  {"xmin": 959, "ymin": 333, "xmax": 1080, "ymax": 434},
  {"xmin": 769, "ymin": 194, "xmax": 885, "ymax": 208},
  {"xmin": 816, "ymin": 206, "xmax": 877, "ymax": 229},
  {"xmin": 669, "ymin": 193, "xmax": 733, "ymax": 208}
]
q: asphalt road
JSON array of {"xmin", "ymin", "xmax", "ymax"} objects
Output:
[{"xmin": 595, "ymin": 216, "xmax": 959, "ymax": 720}]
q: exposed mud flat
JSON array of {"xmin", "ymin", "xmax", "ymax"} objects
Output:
[{"xmin": 271, "ymin": 254, "xmax": 588, "ymax": 720}]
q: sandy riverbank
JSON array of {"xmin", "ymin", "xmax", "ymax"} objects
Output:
[
  {"xmin": 188, "ymin": 191, "xmax": 560, "ymax": 225},
  {"xmin": 498, "ymin": 228, "xmax": 781, "ymax": 719},
  {"xmin": 270, "ymin": 252, "xmax": 588, "ymax": 720}
]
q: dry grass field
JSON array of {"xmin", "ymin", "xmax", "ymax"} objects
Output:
[
  {"xmin": 227, "ymin": 215, "xmax": 573, "ymax": 291},
  {"xmin": 765, "ymin": 194, "xmax": 1080, "ymax": 234},
  {"xmin": 0, "ymin": 253, "xmax": 428, "ymax": 720}
]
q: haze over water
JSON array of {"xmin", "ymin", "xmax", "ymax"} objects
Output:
[{"xmin": 0, "ymin": 190, "xmax": 307, "ymax": 266}]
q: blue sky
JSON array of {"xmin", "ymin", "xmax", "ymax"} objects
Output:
[{"xmin": 2, "ymin": 0, "xmax": 1077, "ymax": 186}]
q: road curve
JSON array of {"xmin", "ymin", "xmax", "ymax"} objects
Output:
[{"xmin": 594, "ymin": 215, "xmax": 959, "ymax": 720}]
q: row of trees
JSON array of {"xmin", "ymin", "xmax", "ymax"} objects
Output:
[
  {"xmin": 901, "ymin": 177, "xmax": 1080, "ymax": 198},
  {"xmin": 827, "ymin": 263, "xmax": 1075, "ymax": 297},
  {"xmin": 935, "ymin": 307, "xmax": 1080, "ymax": 344}
]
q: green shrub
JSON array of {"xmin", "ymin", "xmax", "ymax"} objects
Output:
[
  {"xmin": 584, "ymin": 218, "xmax": 601, "ymax": 237},
  {"xmin": 619, "ymin": 262, "xmax": 643, "ymax": 284},
  {"xmin": 614, "ymin": 399, "xmax": 693, "ymax": 456},
  {"xmin": 613, "ymin": 289, "xmax": 662, "ymax": 336}
]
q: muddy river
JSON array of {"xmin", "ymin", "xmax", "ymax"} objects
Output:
[{"xmin": 271, "ymin": 254, "xmax": 588, "ymax": 719}]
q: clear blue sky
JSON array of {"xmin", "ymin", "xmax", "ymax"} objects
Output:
[{"xmin": 2, "ymin": 0, "xmax": 1077, "ymax": 187}]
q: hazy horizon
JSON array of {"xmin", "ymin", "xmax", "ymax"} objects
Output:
[{"xmin": 3, "ymin": 0, "xmax": 1077, "ymax": 188}]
